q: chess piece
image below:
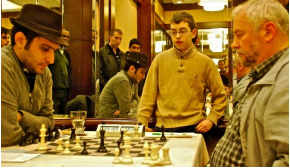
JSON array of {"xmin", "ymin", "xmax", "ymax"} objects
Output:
[
  {"xmin": 81, "ymin": 141, "xmax": 89, "ymax": 154},
  {"xmin": 142, "ymin": 141, "xmax": 150, "ymax": 164},
  {"xmin": 133, "ymin": 125, "xmax": 140, "ymax": 140},
  {"xmin": 160, "ymin": 125, "xmax": 167, "ymax": 141},
  {"xmin": 150, "ymin": 144, "xmax": 159, "ymax": 161},
  {"xmin": 149, "ymin": 158, "xmax": 165, "ymax": 167},
  {"xmin": 162, "ymin": 147, "xmax": 172, "ymax": 165},
  {"xmin": 37, "ymin": 124, "xmax": 48, "ymax": 151},
  {"xmin": 19, "ymin": 134, "xmax": 26, "ymax": 146},
  {"xmin": 32, "ymin": 132, "xmax": 39, "ymax": 144},
  {"xmin": 54, "ymin": 126, "xmax": 60, "ymax": 139},
  {"xmin": 97, "ymin": 127, "xmax": 107, "ymax": 152},
  {"xmin": 56, "ymin": 138, "xmax": 64, "ymax": 151},
  {"xmin": 24, "ymin": 126, "xmax": 32, "ymax": 145},
  {"xmin": 74, "ymin": 136, "xmax": 82, "ymax": 150},
  {"xmin": 70, "ymin": 128, "xmax": 76, "ymax": 140},
  {"xmin": 117, "ymin": 139, "xmax": 122, "ymax": 154},
  {"xmin": 112, "ymin": 148, "xmax": 121, "ymax": 164},
  {"xmin": 120, "ymin": 136, "xmax": 133, "ymax": 164},
  {"xmin": 119, "ymin": 130, "xmax": 124, "ymax": 144},
  {"xmin": 63, "ymin": 141, "xmax": 71, "ymax": 154}
]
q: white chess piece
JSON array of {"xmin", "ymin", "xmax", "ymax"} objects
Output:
[
  {"xmin": 37, "ymin": 124, "xmax": 48, "ymax": 151},
  {"xmin": 149, "ymin": 158, "xmax": 165, "ymax": 167},
  {"xmin": 150, "ymin": 144, "xmax": 159, "ymax": 161},
  {"xmin": 112, "ymin": 148, "xmax": 121, "ymax": 164},
  {"xmin": 56, "ymin": 138, "xmax": 64, "ymax": 151},
  {"xmin": 133, "ymin": 125, "xmax": 140, "ymax": 140},
  {"xmin": 162, "ymin": 147, "xmax": 172, "ymax": 165},
  {"xmin": 63, "ymin": 141, "xmax": 71, "ymax": 154},
  {"xmin": 74, "ymin": 136, "xmax": 82, "ymax": 150},
  {"xmin": 120, "ymin": 136, "xmax": 133, "ymax": 164},
  {"xmin": 142, "ymin": 141, "xmax": 150, "ymax": 164}
]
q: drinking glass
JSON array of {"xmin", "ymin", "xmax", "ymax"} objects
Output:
[{"xmin": 70, "ymin": 111, "xmax": 87, "ymax": 134}]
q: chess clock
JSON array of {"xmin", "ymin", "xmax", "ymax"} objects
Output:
[{"xmin": 96, "ymin": 124, "xmax": 145, "ymax": 138}]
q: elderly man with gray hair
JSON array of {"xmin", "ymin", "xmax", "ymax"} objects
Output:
[{"xmin": 210, "ymin": 0, "xmax": 289, "ymax": 166}]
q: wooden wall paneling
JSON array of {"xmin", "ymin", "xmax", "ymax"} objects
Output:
[
  {"xmin": 99, "ymin": 0, "xmax": 110, "ymax": 48},
  {"xmin": 137, "ymin": 0, "xmax": 155, "ymax": 64},
  {"xmin": 64, "ymin": 0, "xmax": 92, "ymax": 98}
]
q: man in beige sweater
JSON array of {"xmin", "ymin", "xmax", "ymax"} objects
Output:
[{"xmin": 137, "ymin": 12, "xmax": 226, "ymax": 133}]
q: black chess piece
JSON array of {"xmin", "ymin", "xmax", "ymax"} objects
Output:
[
  {"xmin": 19, "ymin": 134, "xmax": 26, "ymax": 146},
  {"xmin": 61, "ymin": 124, "xmax": 66, "ymax": 130},
  {"xmin": 32, "ymin": 132, "xmax": 39, "ymax": 144},
  {"xmin": 119, "ymin": 130, "xmax": 124, "ymax": 144},
  {"xmin": 81, "ymin": 141, "xmax": 89, "ymax": 154},
  {"xmin": 97, "ymin": 126, "xmax": 107, "ymax": 152},
  {"xmin": 48, "ymin": 125, "xmax": 55, "ymax": 141},
  {"xmin": 70, "ymin": 128, "xmax": 76, "ymax": 140},
  {"xmin": 24, "ymin": 126, "xmax": 32, "ymax": 145},
  {"xmin": 160, "ymin": 125, "xmax": 167, "ymax": 141},
  {"xmin": 54, "ymin": 126, "xmax": 60, "ymax": 139},
  {"xmin": 117, "ymin": 139, "xmax": 122, "ymax": 154}
]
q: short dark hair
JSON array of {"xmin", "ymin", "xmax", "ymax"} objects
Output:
[
  {"xmin": 123, "ymin": 61, "xmax": 142, "ymax": 73},
  {"xmin": 170, "ymin": 12, "xmax": 197, "ymax": 31},
  {"xmin": 129, "ymin": 38, "xmax": 141, "ymax": 48},
  {"xmin": 218, "ymin": 59, "xmax": 226, "ymax": 64},
  {"xmin": 11, "ymin": 25, "xmax": 39, "ymax": 50},
  {"xmin": 110, "ymin": 29, "xmax": 122, "ymax": 36},
  {"xmin": 1, "ymin": 27, "xmax": 9, "ymax": 34}
]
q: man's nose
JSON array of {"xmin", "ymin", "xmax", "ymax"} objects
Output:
[{"xmin": 46, "ymin": 53, "xmax": 55, "ymax": 64}]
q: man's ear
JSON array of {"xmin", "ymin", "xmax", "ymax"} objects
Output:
[
  {"xmin": 191, "ymin": 28, "xmax": 197, "ymax": 39},
  {"xmin": 262, "ymin": 22, "xmax": 277, "ymax": 43},
  {"xmin": 14, "ymin": 32, "xmax": 26, "ymax": 48}
]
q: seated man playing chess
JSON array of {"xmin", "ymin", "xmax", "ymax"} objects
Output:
[
  {"xmin": 1, "ymin": 4, "xmax": 68, "ymax": 146},
  {"xmin": 97, "ymin": 52, "xmax": 148, "ymax": 118}
]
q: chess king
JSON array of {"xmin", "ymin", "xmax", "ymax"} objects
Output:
[{"xmin": 1, "ymin": 4, "xmax": 68, "ymax": 146}]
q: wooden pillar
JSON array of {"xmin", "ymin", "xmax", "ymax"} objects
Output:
[
  {"xmin": 99, "ymin": 0, "xmax": 115, "ymax": 48},
  {"xmin": 63, "ymin": 0, "xmax": 92, "ymax": 98},
  {"xmin": 137, "ymin": 0, "xmax": 155, "ymax": 65}
]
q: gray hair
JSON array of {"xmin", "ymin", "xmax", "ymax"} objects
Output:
[{"xmin": 232, "ymin": 0, "xmax": 289, "ymax": 35}]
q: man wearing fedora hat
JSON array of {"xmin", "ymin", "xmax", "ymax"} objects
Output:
[
  {"xmin": 97, "ymin": 52, "xmax": 148, "ymax": 118},
  {"xmin": 1, "ymin": 4, "xmax": 68, "ymax": 146}
]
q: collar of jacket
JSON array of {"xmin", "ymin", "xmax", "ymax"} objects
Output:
[{"xmin": 106, "ymin": 43, "xmax": 120, "ymax": 55}]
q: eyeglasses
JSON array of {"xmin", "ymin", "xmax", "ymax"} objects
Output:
[
  {"xmin": 62, "ymin": 34, "xmax": 70, "ymax": 39},
  {"xmin": 169, "ymin": 29, "xmax": 188, "ymax": 37},
  {"xmin": 1, "ymin": 36, "xmax": 9, "ymax": 40}
]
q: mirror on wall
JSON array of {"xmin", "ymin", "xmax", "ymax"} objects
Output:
[{"xmin": 2, "ymin": 0, "xmax": 234, "ymax": 121}]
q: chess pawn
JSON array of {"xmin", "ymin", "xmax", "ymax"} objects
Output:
[
  {"xmin": 56, "ymin": 138, "xmax": 64, "ymax": 151},
  {"xmin": 37, "ymin": 124, "xmax": 48, "ymax": 151},
  {"xmin": 162, "ymin": 147, "xmax": 172, "ymax": 165},
  {"xmin": 63, "ymin": 141, "xmax": 71, "ymax": 154},
  {"xmin": 112, "ymin": 148, "xmax": 121, "ymax": 164},
  {"xmin": 142, "ymin": 141, "xmax": 150, "ymax": 164},
  {"xmin": 74, "ymin": 136, "xmax": 82, "ymax": 150},
  {"xmin": 133, "ymin": 125, "xmax": 140, "ymax": 140},
  {"xmin": 149, "ymin": 157, "xmax": 165, "ymax": 167}
]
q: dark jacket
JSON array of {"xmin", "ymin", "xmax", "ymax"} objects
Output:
[{"xmin": 97, "ymin": 44, "xmax": 126, "ymax": 93}]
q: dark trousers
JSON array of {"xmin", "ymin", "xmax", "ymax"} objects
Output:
[{"xmin": 52, "ymin": 90, "xmax": 69, "ymax": 114}]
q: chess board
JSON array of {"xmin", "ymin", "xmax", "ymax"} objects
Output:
[{"xmin": 26, "ymin": 136, "xmax": 168, "ymax": 157}]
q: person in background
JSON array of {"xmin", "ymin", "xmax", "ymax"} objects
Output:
[
  {"xmin": 125, "ymin": 38, "xmax": 142, "ymax": 56},
  {"xmin": 48, "ymin": 28, "xmax": 72, "ymax": 114},
  {"xmin": 137, "ymin": 11, "xmax": 226, "ymax": 133},
  {"xmin": 218, "ymin": 59, "xmax": 229, "ymax": 85},
  {"xmin": 98, "ymin": 29, "xmax": 126, "ymax": 93},
  {"xmin": 97, "ymin": 52, "xmax": 148, "ymax": 118},
  {"xmin": 210, "ymin": 0, "xmax": 289, "ymax": 166},
  {"xmin": 232, "ymin": 54, "xmax": 251, "ymax": 107},
  {"xmin": 1, "ymin": 26, "xmax": 10, "ymax": 48},
  {"xmin": 1, "ymin": 4, "xmax": 68, "ymax": 146},
  {"xmin": 92, "ymin": 29, "xmax": 99, "ymax": 95}
]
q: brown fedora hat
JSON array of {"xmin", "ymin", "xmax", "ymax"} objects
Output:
[
  {"xmin": 10, "ymin": 4, "xmax": 68, "ymax": 46},
  {"xmin": 126, "ymin": 52, "xmax": 149, "ymax": 69}
]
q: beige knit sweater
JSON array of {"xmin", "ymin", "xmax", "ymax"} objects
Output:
[{"xmin": 137, "ymin": 46, "xmax": 227, "ymax": 128}]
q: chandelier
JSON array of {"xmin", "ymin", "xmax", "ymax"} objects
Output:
[{"xmin": 199, "ymin": 0, "xmax": 228, "ymax": 12}]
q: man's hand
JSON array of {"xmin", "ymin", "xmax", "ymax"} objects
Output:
[
  {"xmin": 196, "ymin": 119, "xmax": 213, "ymax": 133},
  {"xmin": 113, "ymin": 110, "xmax": 120, "ymax": 115},
  {"xmin": 17, "ymin": 112, "xmax": 23, "ymax": 122},
  {"xmin": 145, "ymin": 126, "xmax": 154, "ymax": 132}
]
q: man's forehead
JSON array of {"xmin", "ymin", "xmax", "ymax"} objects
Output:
[
  {"xmin": 112, "ymin": 32, "xmax": 122, "ymax": 37},
  {"xmin": 131, "ymin": 44, "xmax": 140, "ymax": 48},
  {"xmin": 62, "ymin": 30, "xmax": 69, "ymax": 35},
  {"xmin": 170, "ymin": 21, "xmax": 190, "ymax": 29}
]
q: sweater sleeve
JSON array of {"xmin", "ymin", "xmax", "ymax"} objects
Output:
[
  {"xmin": 137, "ymin": 58, "xmax": 159, "ymax": 127},
  {"xmin": 1, "ymin": 56, "xmax": 54, "ymax": 146},
  {"xmin": 205, "ymin": 60, "xmax": 227, "ymax": 126}
]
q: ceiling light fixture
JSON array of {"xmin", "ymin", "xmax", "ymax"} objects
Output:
[{"xmin": 199, "ymin": 0, "xmax": 228, "ymax": 12}]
